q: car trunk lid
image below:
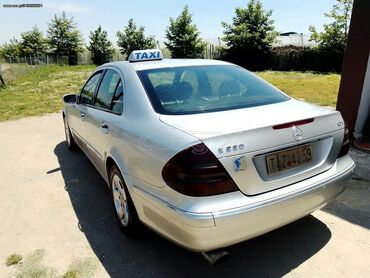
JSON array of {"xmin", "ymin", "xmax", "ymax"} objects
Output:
[{"xmin": 160, "ymin": 99, "xmax": 345, "ymax": 195}]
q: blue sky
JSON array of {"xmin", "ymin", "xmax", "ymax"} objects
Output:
[{"xmin": 0, "ymin": 0, "xmax": 337, "ymax": 46}]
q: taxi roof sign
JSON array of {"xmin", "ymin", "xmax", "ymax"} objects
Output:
[{"xmin": 129, "ymin": 49, "xmax": 163, "ymax": 62}]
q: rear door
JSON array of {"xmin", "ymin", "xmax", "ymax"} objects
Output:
[{"xmin": 84, "ymin": 68, "xmax": 124, "ymax": 173}]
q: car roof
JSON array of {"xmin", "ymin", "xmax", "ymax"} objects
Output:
[{"xmin": 100, "ymin": 59, "xmax": 233, "ymax": 72}]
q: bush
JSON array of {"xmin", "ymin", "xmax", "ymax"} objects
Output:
[
  {"xmin": 221, "ymin": 45, "xmax": 344, "ymax": 73},
  {"xmin": 270, "ymin": 46, "xmax": 343, "ymax": 72},
  {"xmin": 6, "ymin": 253, "xmax": 23, "ymax": 266}
]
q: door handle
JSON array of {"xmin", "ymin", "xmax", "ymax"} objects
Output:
[
  {"xmin": 101, "ymin": 123, "xmax": 109, "ymax": 134},
  {"xmin": 80, "ymin": 112, "xmax": 85, "ymax": 119}
]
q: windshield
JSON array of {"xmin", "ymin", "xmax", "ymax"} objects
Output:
[{"xmin": 137, "ymin": 65, "xmax": 289, "ymax": 115}]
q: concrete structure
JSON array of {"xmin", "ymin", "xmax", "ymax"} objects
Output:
[
  {"xmin": 337, "ymin": 0, "xmax": 370, "ymax": 180},
  {"xmin": 337, "ymin": 0, "xmax": 370, "ymax": 140}
]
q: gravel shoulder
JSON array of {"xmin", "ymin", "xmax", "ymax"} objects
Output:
[{"xmin": 0, "ymin": 113, "xmax": 369, "ymax": 277}]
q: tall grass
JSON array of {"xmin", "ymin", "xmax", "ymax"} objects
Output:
[
  {"xmin": 257, "ymin": 71, "xmax": 340, "ymax": 107},
  {"xmin": 0, "ymin": 65, "xmax": 341, "ymax": 122},
  {"xmin": 0, "ymin": 64, "xmax": 94, "ymax": 121},
  {"xmin": 0, "ymin": 63, "xmax": 36, "ymax": 85}
]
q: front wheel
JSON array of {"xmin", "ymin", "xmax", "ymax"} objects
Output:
[
  {"xmin": 63, "ymin": 116, "xmax": 78, "ymax": 151},
  {"xmin": 110, "ymin": 165, "xmax": 140, "ymax": 236}
]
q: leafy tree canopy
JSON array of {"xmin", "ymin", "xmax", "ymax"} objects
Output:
[
  {"xmin": 165, "ymin": 5, "xmax": 206, "ymax": 58},
  {"xmin": 222, "ymin": 0, "xmax": 277, "ymax": 52},
  {"xmin": 20, "ymin": 26, "xmax": 48, "ymax": 56},
  {"xmin": 116, "ymin": 19, "xmax": 155, "ymax": 58},
  {"xmin": 0, "ymin": 38, "xmax": 21, "ymax": 58},
  {"xmin": 88, "ymin": 25, "xmax": 115, "ymax": 65},
  {"xmin": 47, "ymin": 11, "xmax": 83, "ymax": 65},
  {"xmin": 309, "ymin": 0, "xmax": 353, "ymax": 53}
]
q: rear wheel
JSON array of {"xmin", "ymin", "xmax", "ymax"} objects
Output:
[
  {"xmin": 63, "ymin": 116, "xmax": 78, "ymax": 151},
  {"xmin": 110, "ymin": 165, "xmax": 140, "ymax": 236}
]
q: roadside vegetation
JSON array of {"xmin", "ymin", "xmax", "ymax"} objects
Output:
[
  {"xmin": 0, "ymin": 0, "xmax": 349, "ymax": 122},
  {"xmin": 0, "ymin": 0, "xmax": 352, "ymax": 71},
  {"xmin": 257, "ymin": 71, "xmax": 340, "ymax": 107},
  {"xmin": 0, "ymin": 65, "xmax": 94, "ymax": 121},
  {"xmin": 0, "ymin": 63, "xmax": 35, "ymax": 84},
  {"xmin": 4, "ymin": 249, "xmax": 97, "ymax": 278},
  {"xmin": 0, "ymin": 64, "xmax": 340, "ymax": 122},
  {"xmin": 5, "ymin": 253, "xmax": 23, "ymax": 266}
]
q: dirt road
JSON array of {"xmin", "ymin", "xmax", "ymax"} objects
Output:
[{"xmin": 0, "ymin": 113, "xmax": 369, "ymax": 277}]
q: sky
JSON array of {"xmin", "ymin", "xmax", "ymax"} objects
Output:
[{"xmin": 0, "ymin": 0, "xmax": 337, "ymax": 46}]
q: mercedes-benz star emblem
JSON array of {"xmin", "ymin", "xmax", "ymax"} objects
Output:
[{"xmin": 292, "ymin": 126, "xmax": 303, "ymax": 141}]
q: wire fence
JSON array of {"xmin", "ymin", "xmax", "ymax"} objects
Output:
[
  {"xmin": 0, "ymin": 44, "xmax": 221, "ymax": 86},
  {"xmin": 2, "ymin": 54, "xmax": 88, "ymax": 65},
  {"xmin": 1, "ymin": 43, "xmax": 221, "ymax": 64},
  {"xmin": 0, "ymin": 62, "xmax": 37, "ymax": 86}
]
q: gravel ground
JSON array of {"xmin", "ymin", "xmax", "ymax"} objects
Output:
[{"xmin": 0, "ymin": 113, "xmax": 369, "ymax": 278}]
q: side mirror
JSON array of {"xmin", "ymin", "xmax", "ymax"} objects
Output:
[{"xmin": 63, "ymin": 94, "xmax": 77, "ymax": 103}]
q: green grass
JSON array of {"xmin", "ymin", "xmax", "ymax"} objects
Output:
[
  {"xmin": 0, "ymin": 65, "xmax": 340, "ymax": 122},
  {"xmin": 13, "ymin": 249, "xmax": 56, "ymax": 278},
  {"xmin": 9, "ymin": 249, "xmax": 97, "ymax": 278},
  {"xmin": 1, "ymin": 63, "xmax": 36, "ymax": 85},
  {"xmin": 5, "ymin": 253, "xmax": 23, "ymax": 266},
  {"xmin": 61, "ymin": 258, "xmax": 98, "ymax": 278},
  {"xmin": 61, "ymin": 271, "xmax": 78, "ymax": 278},
  {"xmin": 257, "ymin": 71, "xmax": 341, "ymax": 107},
  {"xmin": 0, "ymin": 64, "xmax": 94, "ymax": 121}
]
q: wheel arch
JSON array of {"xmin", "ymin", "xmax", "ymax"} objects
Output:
[
  {"xmin": 105, "ymin": 155, "xmax": 141, "ymax": 218},
  {"xmin": 106, "ymin": 156, "xmax": 116, "ymax": 185},
  {"xmin": 105, "ymin": 155, "xmax": 130, "ymax": 190}
]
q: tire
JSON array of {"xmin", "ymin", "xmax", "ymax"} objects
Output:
[
  {"xmin": 63, "ymin": 116, "xmax": 78, "ymax": 151},
  {"xmin": 110, "ymin": 165, "xmax": 140, "ymax": 236}
]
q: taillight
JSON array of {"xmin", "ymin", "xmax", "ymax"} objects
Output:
[
  {"xmin": 338, "ymin": 122, "xmax": 350, "ymax": 158},
  {"xmin": 162, "ymin": 143, "xmax": 239, "ymax": 197}
]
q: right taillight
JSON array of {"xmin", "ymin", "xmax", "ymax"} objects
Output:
[
  {"xmin": 161, "ymin": 143, "xmax": 239, "ymax": 197},
  {"xmin": 338, "ymin": 122, "xmax": 350, "ymax": 158}
]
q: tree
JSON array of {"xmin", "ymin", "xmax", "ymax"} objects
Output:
[
  {"xmin": 165, "ymin": 6, "xmax": 206, "ymax": 58},
  {"xmin": 0, "ymin": 38, "xmax": 21, "ymax": 59},
  {"xmin": 221, "ymin": 0, "xmax": 277, "ymax": 70},
  {"xmin": 20, "ymin": 26, "xmax": 48, "ymax": 57},
  {"xmin": 88, "ymin": 26, "xmax": 114, "ymax": 65},
  {"xmin": 116, "ymin": 19, "xmax": 155, "ymax": 58},
  {"xmin": 47, "ymin": 12, "xmax": 83, "ymax": 65},
  {"xmin": 309, "ymin": 0, "xmax": 353, "ymax": 54}
]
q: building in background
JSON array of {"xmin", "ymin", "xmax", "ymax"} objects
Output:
[{"xmin": 275, "ymin": 32, "xmax": 317, "ymax": 48}]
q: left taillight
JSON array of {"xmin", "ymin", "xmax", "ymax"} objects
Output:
[
  {"xmin": 161, "ymin": 143, "xmax": 239, "ymax": 197},
  {"xmin": 338, "ymin": 122, "xmax": 350, "ymax": 158}
]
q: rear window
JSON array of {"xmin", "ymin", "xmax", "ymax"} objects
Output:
[{"xmin": 137, "ymin": 65, "xmax": 289, "ymax": 115}]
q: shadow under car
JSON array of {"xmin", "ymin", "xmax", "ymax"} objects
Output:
[{"xmin": 53, "ymin": 141, "xmax": 332, "ymax": 278}]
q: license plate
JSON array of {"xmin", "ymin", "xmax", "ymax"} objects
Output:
[{"xmin": 266, "ymin": 145, "xmax": 312, "ymax": 175}]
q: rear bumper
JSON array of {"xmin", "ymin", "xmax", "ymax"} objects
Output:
[{"xmin": 132, "ymin": 155, "xmax": 355, "ymax": 252}]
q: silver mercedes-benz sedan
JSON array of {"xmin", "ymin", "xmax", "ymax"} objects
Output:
[{"xmin": 63, "ymin": 49, "xmax": 355, "ymax": 252}]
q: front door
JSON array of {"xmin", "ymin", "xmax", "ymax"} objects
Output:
[{"xmin": 72, "ymin": 71, "xmax": 103, "ymax": 151}]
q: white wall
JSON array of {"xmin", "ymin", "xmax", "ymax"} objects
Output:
[
  {"xmin": 355, "ymin": 50, "xmax": 370, "ymax": 138},
  {"xmin": 274, "ymin": 34, "xmax": 317, "ymax": 47}
]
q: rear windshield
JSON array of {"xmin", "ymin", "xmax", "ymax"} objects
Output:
[{"xmin": 137, "ymin": 65, "xmax": 289, "ymax": 115}]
